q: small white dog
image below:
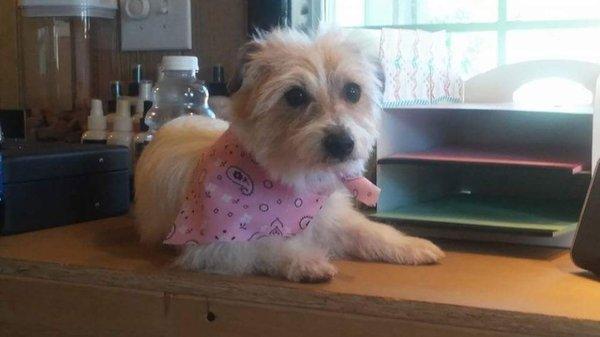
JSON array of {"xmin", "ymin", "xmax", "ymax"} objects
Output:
[{"xmin": 135, "ymin": 28, "xmax": 443, "ymax": 282}]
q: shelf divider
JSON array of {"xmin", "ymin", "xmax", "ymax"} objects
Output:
[
  {"xmin": 378, "ymin": 144, "xmax": 588, "ymax": 174},
  {"xmin": 371, "ymin": 194, "xmax": 580, "ymax": 237}
]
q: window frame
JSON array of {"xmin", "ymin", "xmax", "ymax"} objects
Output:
[{"xmin": 322, "ymin": 0, "xmax": 600, "ymax": 66}]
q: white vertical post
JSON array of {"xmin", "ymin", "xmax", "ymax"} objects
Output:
[{"xmin": 592, "ymin": 74, "xmax": 600, "ymax": 174}]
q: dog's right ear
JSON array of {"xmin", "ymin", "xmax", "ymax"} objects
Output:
[{"xmin": 228, "ymin": 40, "xmax": 263, "ymax": 94}]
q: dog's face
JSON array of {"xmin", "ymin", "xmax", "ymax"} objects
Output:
[{"xmin": 229, "ymin": 29, "xmax": 382, "ymax": 189}]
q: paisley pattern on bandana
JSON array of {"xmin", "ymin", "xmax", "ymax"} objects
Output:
[{"xmin": 164, "ymin": 129, "xmax": 380, "ymax": 246}]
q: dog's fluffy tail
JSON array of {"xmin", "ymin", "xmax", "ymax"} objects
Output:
[{"xmin": 134, "ymin": 115, "xmax": 229, "ymax": 244}]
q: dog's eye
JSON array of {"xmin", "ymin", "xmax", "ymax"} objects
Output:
[
  {"xmin": 284, "ymin": 87, "xmax": 308, "ymax": 107},
  {"xmin": 343, "ymin": 82, "xmax": 361, "ymax": 103}
]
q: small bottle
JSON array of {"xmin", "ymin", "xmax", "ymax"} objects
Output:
[
  {"xmin": 107, "ymin": 80, "xmax": 121, "ymax": 114},
  {"xmin": 133, "ymin": 109, "xmax": 153, "ymax": 164},
  {"xmin": 109, "ymin": 99, "xmax": 135, "ymax": 201},
  {"xmin": 106, "ymin": 80, "xmax": 122, "ymax": 130},
  {"xmin": 128, "ymin": 64, "xmax": 142, "ymax": 97},
  {"xmin": 81, "ymin": 99, "xmax": 107, "ymax": 144},
  {"xmin": 133, "ymin": 81, "xmax": 154, "ymax": 162},
  {"xmin": 132, "ymin": 80, "xmax": 154, "ymax": 128},
  {"xmin": 107, "ymin": 99, "xmax": 134, "ymax": 153},
  {"xmin": 208, "ymin": 64, "xmax": 228, "ymax": 96},
  {"xmin": 208, "ymin": 64, "xmax": 231, "ymax": 120}
]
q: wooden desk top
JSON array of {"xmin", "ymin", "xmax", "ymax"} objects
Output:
[{"xmin": 0, "ymin": 217, "xmax": 599, "ymax": 336}]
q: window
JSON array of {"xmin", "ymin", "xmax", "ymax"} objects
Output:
[
  {"xmin": 512, "ymin": 78, "xmax": 593, "ymax": 105},
  {"xmin": 323, "ymin": 0, "xmax": 600, "ymax": 79}
]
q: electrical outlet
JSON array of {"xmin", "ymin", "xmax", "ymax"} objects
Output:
[{"xmin": 120, "ymin": 0, "xmax": 191, "ymax": 51}]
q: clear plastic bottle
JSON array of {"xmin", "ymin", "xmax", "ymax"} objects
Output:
[
  {"xmin": 144, "ymin": 56, "xmax": 215, "ymax": 133},
  {"xmin": 81, "ymin": 99, "xmax": 107, "ymax": 144}
]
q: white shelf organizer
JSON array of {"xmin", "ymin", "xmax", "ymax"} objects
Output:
[{"xmin": 373, "ymin": 60, "xmax": 600, "ymax": 247}]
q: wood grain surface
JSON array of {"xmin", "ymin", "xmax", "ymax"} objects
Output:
[{"xmin": 0, "ymin": 217, "xmax": 599, "ymax": 336}]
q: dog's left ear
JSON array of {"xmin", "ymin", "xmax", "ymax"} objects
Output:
[
  {"xmin": 228, "ymin": 40, "xmax": 263, "ymax": 94},
  {"xmin": 340, "ymin": 29, "xmax": 386, "ymax": 94}
]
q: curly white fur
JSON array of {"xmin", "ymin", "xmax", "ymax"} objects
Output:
[{"xmin": 135, "ymin": 28, "xmax": 443, "ymax": 282}]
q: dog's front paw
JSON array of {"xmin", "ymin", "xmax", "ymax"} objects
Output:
[
  {"xmin": 285, "ymin": 254, "xmax": 338, "ymax": 283},
  {"xmin": 384, "ymin": 236, "xmax": 445, "ymax": 265}
]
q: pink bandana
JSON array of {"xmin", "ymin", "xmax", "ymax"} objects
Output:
[{"xmin": 164, "ymin": 129, "xmax": 380, "ymax": 245}]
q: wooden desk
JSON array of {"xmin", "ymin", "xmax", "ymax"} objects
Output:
[{"xmin": 0, "ymin": 217, "xmax": 599, "ymax": 337}]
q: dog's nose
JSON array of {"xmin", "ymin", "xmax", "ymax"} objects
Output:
[{"xmin": 323, "ymin": 128, "xmax": 354, "ymax": 161}]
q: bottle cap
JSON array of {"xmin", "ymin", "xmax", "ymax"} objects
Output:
[
  {"xmin": 161, "ymin": 56, "xmax": 199, "ymax": 72},
  {"xmin": 113, "ymin": 98, "xmax": 133, "ymax": 132},
  {"xmin": 110, "ymin": 80, "xmax": 121, "ymax": 98},
  {"xmin": 212, "ymin": 64, "xmax": 225, "ymax": 83},
  {"xmin": 91, "ymin": 98, "xmax": 103, "ymax": 114},
  {"xmin": 116, "ymin": 98, "xmax": 131, "ymax": 117},
  {"xmin": 87, "ymin": 98, "xmax": 107, "ymax": 131},
  {"xmin": 139, "ymin": 80, "xmax": 153, "ymax": 101},
  {"xmin": 19, "ymin": 0, "xmax": 118, "ymax": 19},
  {"xmin": 132, "ymin": 64, "xmax": 142, "ymax": 82}
]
